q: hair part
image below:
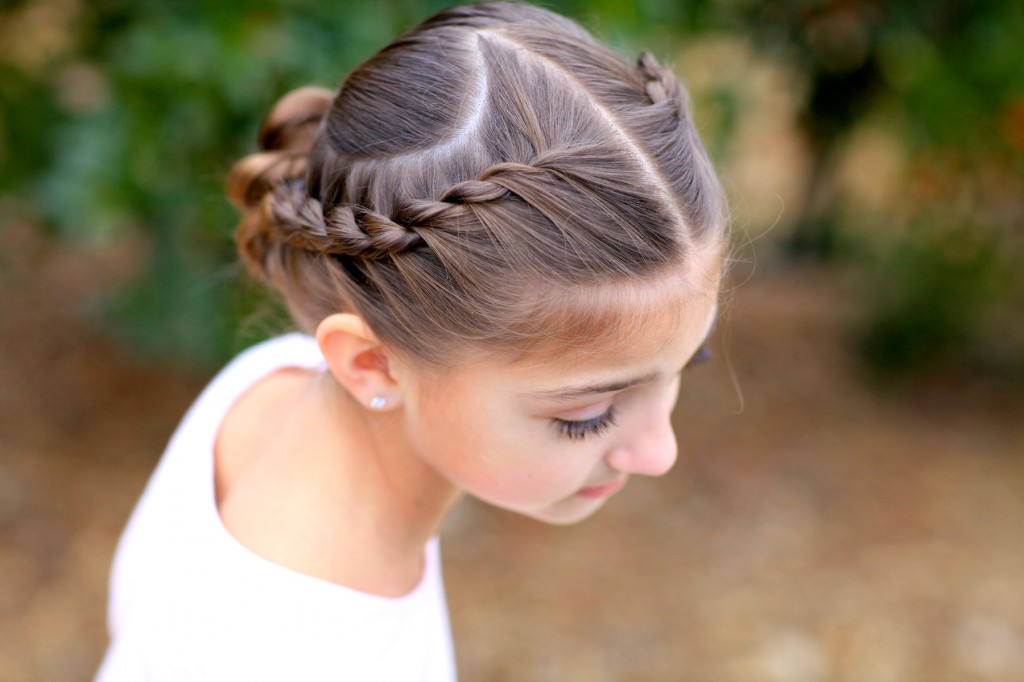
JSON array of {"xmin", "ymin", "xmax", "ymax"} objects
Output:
[{"xmin": 227, "ymin": 1, "xmax": 727, "ymax": 369}]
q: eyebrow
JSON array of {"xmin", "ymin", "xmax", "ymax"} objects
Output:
[
  {"xmin": 530, "ymin": 312, "xmax": 720, "ymax": 402},
  {"xmin": 531, "ymin": 371, "xmax": 662, "ymax": 401}
]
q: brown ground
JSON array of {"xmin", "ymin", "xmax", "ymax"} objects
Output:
[{"xmin": 1, "ymin": 227, "xmax": 1022, "ymax": 681}]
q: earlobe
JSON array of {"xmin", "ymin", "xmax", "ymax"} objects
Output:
[{"xmin": 316, "ymin": 313, "xmax": 402, "ymax": 410}]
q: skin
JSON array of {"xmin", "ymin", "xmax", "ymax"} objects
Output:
[
  {"xmin": 216, "ymin": 255, "xmax": 721, "ymax": 598},
  {"xmin": 397, "ymin": 294, "xmax": 719, "ymax": 527}
]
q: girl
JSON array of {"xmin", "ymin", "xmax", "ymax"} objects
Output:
[{"xmin": 97, "ymin": 2, "xmax": 726, "ymax": 679}]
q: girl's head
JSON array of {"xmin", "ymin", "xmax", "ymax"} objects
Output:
[{"xmin": 228, "ymin": 2, "xmax": 726, "ymax": 522}]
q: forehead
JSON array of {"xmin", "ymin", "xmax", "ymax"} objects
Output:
[
  {"xmin": 411, "ymin": 294, "xmax": 716, "ymax": 407},
  {"xmin": 511, "ymin": 280, "xmax": 719, "ymax": 381},
  {"xmin": 408, "ymin": 241, "xmax": 724, "ymax": 391},
  {"xmin": 507, "ymin": 243, "xmax": 723, "ymax": 368}
]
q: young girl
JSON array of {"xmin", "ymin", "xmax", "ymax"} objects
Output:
[{"xmin": 97, "ymin": 2, "xmax": 726, "ymax": 679}]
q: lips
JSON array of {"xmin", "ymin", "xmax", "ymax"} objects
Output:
[{"xmin": 576, "ymin": 475, "xmax": 627, "ymax": 499}]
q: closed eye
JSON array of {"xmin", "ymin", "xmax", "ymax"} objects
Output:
[{"xmin": 552, "ymin": 406, "xmax": 617, "ymax": 441}]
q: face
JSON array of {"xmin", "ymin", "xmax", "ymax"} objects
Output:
[{"xmin": 397, "ymin": 270, "xmax": 720, "ymax": 525}]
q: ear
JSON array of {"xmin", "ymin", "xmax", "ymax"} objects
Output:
[{"xmin": 316, "ymin": 313, "xmax": 404, "ymax": 410}]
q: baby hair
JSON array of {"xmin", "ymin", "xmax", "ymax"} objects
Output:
[{"xmin": 227, "ymin": 1, "xmax": 726, "ymax": 368}]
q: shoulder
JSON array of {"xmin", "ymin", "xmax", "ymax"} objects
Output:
[
  {"xmin": 213, "ymin": 366, "xmax": 312, "ymax": 505},
  {"xmin": 212, "ymin": 333, "xmax": 324, "ymax": 497},
  {"xmin": 213, "ymin": 362, "xmax": 424, "ymax": 597}
]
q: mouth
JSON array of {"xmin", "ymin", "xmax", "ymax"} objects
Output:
[{"xmin": 576, "ymin": 475, "xmax": 627, "ymax": 499}]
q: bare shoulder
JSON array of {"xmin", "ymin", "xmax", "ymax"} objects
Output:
[
  {"xmin": 214, "ymin": 367, "xmax": 311, "ymax": 507},
  {"xmin": 213, "ymin": 370, "xmax": 422, "ymax": 597},
  {"xmin": 213, "ymin": 368, "xmax": 343, "ymax": 580}
]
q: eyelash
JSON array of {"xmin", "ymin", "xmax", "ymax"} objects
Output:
[
  {"xmin": 549, "ymin": 345, "xmax": 710, "ymax": 442},
  {"xmin": 686, "ymin": 345, "xmax": 713, "ymax": 369},
  {"xmin": 553, "ymin": 406, "xmax": 617, "ymax": 441}
]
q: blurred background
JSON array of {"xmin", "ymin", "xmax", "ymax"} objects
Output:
[{"xmin": 1, "ymin": 0, "xmax": 1022, "ymax": 680}]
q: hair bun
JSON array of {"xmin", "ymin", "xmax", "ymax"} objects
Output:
[
  {"xmin": 226, "ymin": 86, "xmax": 333, "ymax": 212},
  {"xmin": 258, "ymin": 86, "xmax": 334, "ymax": 153},
  {"xmin": 228, "ymin": 86, "xmax": 333, "ymax": 285}
]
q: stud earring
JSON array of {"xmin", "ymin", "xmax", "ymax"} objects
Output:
[{"xmin": 369, "ymin": 395, "xmax": 387, "ymax": 410}]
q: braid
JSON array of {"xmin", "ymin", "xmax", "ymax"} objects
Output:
[
  {"xmin": 392, "ymin": 177, "xmax": 509, "ymax": 231},
  {"xmin": 269, "ymin": 182, "xmax": 423, "ymax": 261},
  {"xmin": 441, "ymin": 179, "xmax": 510, "ymax": 204},
  {"xmin": 255, "ymin": 52, "xmax": 694, "ymax": 269},
  {"xmin": 228, "ymin": 86, "xmax": 334, "ymax": 282},
  {"xmin": 635, "ymin": 50, "xmax": 724, "ymax": 239},
  {"xmin": 637, "ymin": 51, "xmax": 688, "ymax": 115},
  {"xmin": 226, "ymin": 2, "xmax": 726, "ymax": 360},
  {"xmin": 227, "ymin": 87, "xmax": 333, "ymax": 212},
  {"xmin": 272, "ymin": 149, "xmax": 667, "ymax": 264},
  {"xmin": 269, "ymin": 175, "xmax": 514, "ymax": 260}
]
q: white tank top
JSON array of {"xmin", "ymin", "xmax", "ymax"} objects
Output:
[{"xmin": 96, "ymin": 334, "xmax": 456, "ymax": 681}]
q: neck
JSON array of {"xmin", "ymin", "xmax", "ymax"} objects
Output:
[
  {"xmin": 218, "ymin": 366, "xmax": 460, "ymax": 597},
  {"xmin": 309, "ymin": 372, "xmax": 463, "ymax": 561}
]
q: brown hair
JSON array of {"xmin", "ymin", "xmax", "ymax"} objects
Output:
[{"xmin": 227, "ymin": 1, "xmax": 726, "ymax": 368}]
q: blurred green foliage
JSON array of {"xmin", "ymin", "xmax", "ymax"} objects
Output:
[
  {"xmin": 858, "ymin": 221, "xmax": 1020, "ymax": 380},
  {"xmin": 718, "ymin": 0, "xmax": 1024, "ymax": 384},
  {"xmin": 0, "ymin": 0, "xmax": 662, "ymax": 366},
  {"xmin": 1, "ymin": 0, "xmax": 1021, "ymax": 382},
  {"xmin": 2, "ymin": 0, "xmax": 458, "ymax": 364}
]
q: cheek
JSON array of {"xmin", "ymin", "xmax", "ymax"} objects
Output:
[
  {"xmin": 403, "ymin": 390, "xmax": 504, "ymax": 478},
  {"xmin": 409, "ymin": 396, "xmax": 589, "ymax": 503}
]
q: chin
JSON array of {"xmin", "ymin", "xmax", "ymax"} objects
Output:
[{"xmin": 520, "ymin": 497, "xmax": 608, "ymax": 526}]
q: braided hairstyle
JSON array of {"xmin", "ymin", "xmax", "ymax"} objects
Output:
[{"xmin": 227, "ymin": 1, "xmax": 726, "ymax": 367}]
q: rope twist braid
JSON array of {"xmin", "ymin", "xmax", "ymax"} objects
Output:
[
  {"xmin": 251, "ymin": 58, "xmax": 690, "ymax": 264},
  {"xmin": 637, "ymin": 51, "xmax": 688, "ymax": 115},
  {"xmin": 269, "ymin": 182, "xmax": 416, "ymax": 260},
  {"xmin": 269, "ymin": 175, "xmax": 515, "ymax": 260},
  {"xmin": 269, "ymin": 194, "xmax": 419, "ymax": 261}
]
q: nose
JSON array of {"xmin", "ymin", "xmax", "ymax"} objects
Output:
[{"xmin": 605, "ymin": 412, "xmax": 678, "ymax": 477}]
